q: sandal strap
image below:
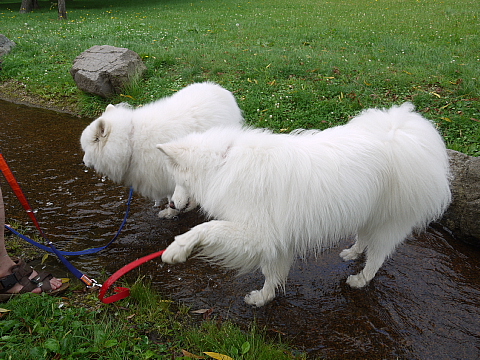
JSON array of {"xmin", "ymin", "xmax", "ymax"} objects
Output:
[
  {"xmin": 0, "ymin": 273, "xmax": 20, "ymax": 292},
  {"xmin": 0, "ymin": 259, "xmax": 34, "ymax": 292},
  {"xmin": 19, "ymin": 271, "xmax": 53, "ymax": 294}
]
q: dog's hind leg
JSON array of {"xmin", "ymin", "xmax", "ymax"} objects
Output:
[
  {"xmin": 346, "ymin": 224, "xmax": 411, "ymax": 288},
  {"xmin": 339, "ymin": 235, "xmax": 366, "ymax": 261},
  {"xmin": 244, "ymin": 254, "xmax": 293, "ymax": 307}
]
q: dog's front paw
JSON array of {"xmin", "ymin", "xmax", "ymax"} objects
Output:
[
  {"xmin": 346, "ymin": 273, "xmax": 369, "ymax": 288},
  {"xmin": 244, "ymin": 289, "xmax": 275, "ymax": 307},
  {"xmin": 162, "ymin": 231, "xmax": 200, "ymax": 264},
  {"xmin": 158, "ymin": 207, "xmax": 180, "ymax": 220},
  {"xmin": 161, "ymin": 241, "xmax": 190, "ymax": 264}
]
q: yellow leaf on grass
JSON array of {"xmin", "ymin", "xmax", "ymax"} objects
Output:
[
  {"xmin": 440, "ymin": 117, "xmax": 452, "ymax": 122},
  {"xmin": 204, "ymin": 352, "xmax": 234, "ymax": 360},
  {"xmin": 41, "ymin": 253, "xmax": 49, "ymax": 264},
  {"xmin": 430, "ymin": 92, "xmax": 441, "ymax": 98},
  {"xmin": 0, "ymin": 308, "xmax": 11, "ymax": 313}
]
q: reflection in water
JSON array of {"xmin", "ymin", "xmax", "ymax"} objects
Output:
[{"xmin": 1, "ymin": 99, "xmax": 479, "ymax": 359}]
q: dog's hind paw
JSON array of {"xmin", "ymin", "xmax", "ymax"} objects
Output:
[
  {"xmin": 340, "ymin": 247, "xmax": 361, "ymax": 261},
  {"xmin": 346, "ymin": 273, "xmax": 369, "ymax": 288},
  {"xmin": 244, "ymin": 289, "xmax": 275, "ymax": 307}
]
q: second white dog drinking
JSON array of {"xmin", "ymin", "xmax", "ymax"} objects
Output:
[{"xmin": 158, "ymin": 103, "xmax": 451, "ymax": 307}]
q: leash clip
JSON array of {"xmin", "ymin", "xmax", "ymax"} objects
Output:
[{"xmin": 88, "ymin": 278, "xmax": 102, "ymax": 288}]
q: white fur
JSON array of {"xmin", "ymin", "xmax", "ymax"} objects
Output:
[
  {"xmin": 80, "ymin": 82, "xmax": 243, "ymax": 218},
  {"xmin": 157, "ymin": 103, "xmax": 451, "ymax": 306}
]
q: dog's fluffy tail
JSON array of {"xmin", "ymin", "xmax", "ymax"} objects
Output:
[{"xmin": 355, "ymin": 103, "xmax": 451, "ymax": 230}]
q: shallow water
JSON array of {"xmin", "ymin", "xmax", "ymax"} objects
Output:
[{"xmin": 1, "ymin": 99, "xmax": 479, "ymax": 359}]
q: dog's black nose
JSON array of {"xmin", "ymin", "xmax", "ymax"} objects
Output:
[{"xmin": 169, "ymin": 201, "xmax": 176, "ymax": 209}]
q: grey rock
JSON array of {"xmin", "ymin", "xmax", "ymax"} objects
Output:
[
  {"xmin": 0, "ymin": 34, "xmax": 16, "ymax": 58},
  {"xmin": 70, "ymin": 45, "xmax": 147, "ymax": 98},
  {"xmin": 440, "ymin": 149, "xmax": 480, "ymax": 247}
]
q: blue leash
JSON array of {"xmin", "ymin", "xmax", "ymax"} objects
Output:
[
  {"xmin": 4, "ymin": 187, "xmax": 133, "ymax": 256},
  {"xmin": 3, "ymin": 187, "xmax": 133, "ymax": 287}
]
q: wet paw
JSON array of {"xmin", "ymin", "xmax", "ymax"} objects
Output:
[
  {"xmin": 162, "ymin": 241, "xmax": 189, "ymax": 264},
  {"xmin": 162, "ymin": 231, "xmax": 200, "ymax": 264},
  {"xmin": 158, "ymin": 207, "xmax": 180, "ymax": 219},
  {"xmin": 244, "ymin": 289, "xmax": 275, "ymax": 307},
  {"xmin": 346, "ymin": 273, "xmax": 369, "ymax": 288}
]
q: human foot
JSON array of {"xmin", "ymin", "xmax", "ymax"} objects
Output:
[{"xmin": 0, "ymin": 259, "xmax": 68, "ymax": 299}]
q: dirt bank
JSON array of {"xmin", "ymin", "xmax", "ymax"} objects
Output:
[{"xmin": 0, "ymin": 79, "xmax": 80, "ymax": 115}]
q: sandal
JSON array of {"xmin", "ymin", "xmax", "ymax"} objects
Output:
[{"xmin": 0, "ymin": 259, "xmax": 69, "ymax": 301}]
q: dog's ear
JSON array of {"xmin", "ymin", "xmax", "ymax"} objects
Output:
[
  {"xmin": 94, "ymin": 119, "xmax": 110, "ymax": 142},
  {"xmin": 156, "ymin": 144, "xmax": 185, "ymax": 166},
  {"xmin": 157, "ymin": 143, "xmax": 178, "ymax": 159},
  {"xmin": 104, "ymin": 104, "xmax": 116, "ymax": 112}
]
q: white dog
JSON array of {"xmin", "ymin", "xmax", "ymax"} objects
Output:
[
  {"xmin": 80, "ymin": 82, "xmax": 243, "ymax": 218},
  {"xmin": 157, "ymin": 103, "xmax": 451, "ymax": 307}
]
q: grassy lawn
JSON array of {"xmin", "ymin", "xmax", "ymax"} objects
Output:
[
  {"xmin": 0, "ymin": 0, "xmax": 479, "ymax": 155},
  {"xmin": 1, "ymin": 278, "xmax": 303, "ymax": 359}
]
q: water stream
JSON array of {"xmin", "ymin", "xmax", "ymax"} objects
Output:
[{"xmin": 1, "ymin": 99, "xmax": 479, "ymax": 359}]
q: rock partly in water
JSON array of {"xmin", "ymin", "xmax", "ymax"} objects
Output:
[{"xmin": 440, "ymin": 149, "xmax": 480, "ymax": 247}]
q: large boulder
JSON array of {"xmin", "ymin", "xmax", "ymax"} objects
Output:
[
  {"xmin": 0, "ymin": 34, "xmax": 16, "ymax": 65},
  {"xmin": 70, "ymin": 45, "xmax": 147, "ymax": 98},
  {"xmin": 440, "ymin": 149, "xmax": 480, "ymax": 247}
]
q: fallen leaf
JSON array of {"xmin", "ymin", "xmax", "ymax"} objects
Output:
[
  {"xmin": 126, "ymin": 313, "xmax": 136, "ymax": 320},
  {"xmin": 41, "ymin": 253, "xmax": 49, "ymax": 264},
  {"xmin": 0, "ymin": 308, "xmax": 11, "ymax": 313},
  {"xmin": 191, "ymin": 309, "xmax": 212, "ymax": 314},
  {"xmin": 204, "ymin": 352, "xmax": 234, "ymax": 360},
  {"xmin": 181, "ymin": 349, "xmax": 205, "ymax": 358},
  {"xmin": 192, "ymin": 308, "xmax": 214, "ymax": 319}
]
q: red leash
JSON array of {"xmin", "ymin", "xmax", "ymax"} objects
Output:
[
  {"xmin": 0, "ymin": 153, "xmax": 46, "ymax": 237},
  {"xmin": 99, "ymin": 250, "xmax": 165, "ymax": 303}
]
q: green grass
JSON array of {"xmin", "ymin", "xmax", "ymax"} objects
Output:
[
  {"xmin": 0, "ymin": 279, "xmax": 304, "ymax": 359},
  {"xmin": 0, "ymin": 0, "xmax": 479, "ymax": 155}
]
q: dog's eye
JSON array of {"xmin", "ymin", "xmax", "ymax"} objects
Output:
[{"xmin": 94, "ymin": 137, "xmax": 99, "ymax": 142}]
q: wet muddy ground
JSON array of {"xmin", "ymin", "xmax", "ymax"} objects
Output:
[{"xmin": 1, "ymin": 99, "xmax": 479, "ymax": 359}]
